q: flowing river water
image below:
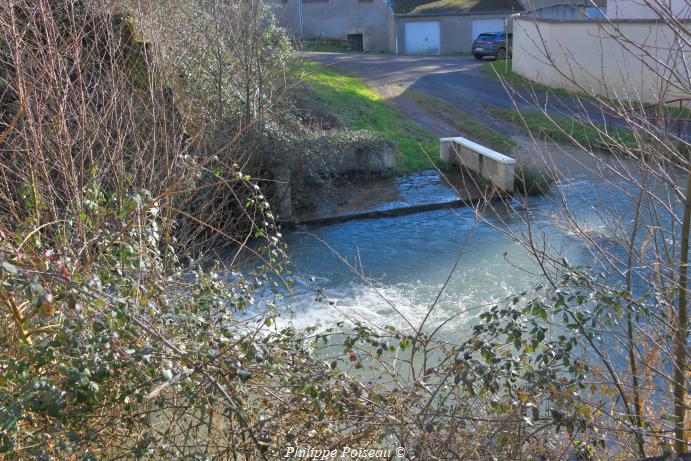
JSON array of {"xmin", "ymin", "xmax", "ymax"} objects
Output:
[{"xmin": 272, "ymin": 139, "xmax": 663, "ymax": 340}]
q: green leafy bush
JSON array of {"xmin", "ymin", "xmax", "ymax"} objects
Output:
[{"xmin": 0, "ymin": 181, "xmax": 386, "ymax": 458}]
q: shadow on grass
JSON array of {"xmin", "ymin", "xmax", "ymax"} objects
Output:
[{"xmin": 296, "ymin": 61, "xmax": 440, "ymax": 172}]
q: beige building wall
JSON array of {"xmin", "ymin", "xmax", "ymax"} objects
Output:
[
  {"xmin": 270, "ymin": 0, "xmax": 392, "ymax": 52},
  {"xmin": 512, "ymin": 18, "xmax": 691, "ymax": 105},
  {"xmin": 388, "ymin": 11, "xmax": 397, "ymax": 53},
  {"xmin": 607, "ymin": 0, "xmax": 690, "ymax": 20}
]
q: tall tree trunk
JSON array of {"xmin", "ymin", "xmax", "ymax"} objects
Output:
[
  {"xmin": 627, "ymin": 177, "xmax": 647, "ymax": 458},
  {"xmin": 674, "ymin": 164, "xmax": 690, "ymax": 454}
]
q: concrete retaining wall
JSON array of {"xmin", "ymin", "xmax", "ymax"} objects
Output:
[
  {"xmin": 276, "ymin": 145, "xmax": 397, "ymax": 221},
  {"xmin": 440, "ymin": 136, "xmax": 516, "ymax": 191},
  {"xmin": 327, "ymin": 145, "xmax": 397, "ymax": 175}
]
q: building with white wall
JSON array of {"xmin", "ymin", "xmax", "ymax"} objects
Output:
[
  {"xmin": 512, "ymin": 0, "xmax": 690, "ymax": 105},
  {"xmin": 607, "ymin": 0, "xmax": 688, "ymax": 19}
]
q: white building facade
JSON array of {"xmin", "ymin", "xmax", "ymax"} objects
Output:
[{"xmin": 512, "ymin": 0, "xmax": 690, "ymax": 105}]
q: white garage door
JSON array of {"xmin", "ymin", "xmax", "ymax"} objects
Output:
[
  {"xmin": 471, "ymin": 18, "xmax": 505, "ymax": 41},
  {"xmin": 404, "ymin": 21, "xmax": 440, "ymax": 55}
]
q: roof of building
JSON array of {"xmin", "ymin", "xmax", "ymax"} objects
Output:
[
  {"xmin": 520, "ymin": 0, "xmax": 607, "ymax": 11},
  {"xmin": 394, "ymin": 0, "xmax": 524, "ymax": 15}
]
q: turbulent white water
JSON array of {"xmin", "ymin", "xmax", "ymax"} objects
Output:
[
  {"xmin": 251, "ymin": 141, "xmax": 681, "ymax": 340},
  {"xmin": 279, "ymin": 196, "xmax": 590, "ymax": 338}
]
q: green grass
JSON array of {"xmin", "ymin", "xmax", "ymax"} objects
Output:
[
  {"xmin": 481, "ymin": 60, "xmax": 572, "ymax": 98},
  {"xmin": 406, "ymin": 90, "xmax": 515, "ymax": 152},
  {"xmin": 299, "ymin": 39, "xmax": 350, "ymax": 53},
  {"xmin": 488, "ymin": 107, "xmax": 637, "ymax": 150},
  {"xmin": 651, "ymin": 101, "xmax": 691, "ymax": 119},
  {"xmin": 301, "ymin": 44, "xmax": 349, "ymax": 53},
  {"xmin": 296, "ymin": 61, "xmax": 439, "ymax": 171},
  {"xmin": 482, "ymin": 60, "xmax": 691, "ymax": 119}
]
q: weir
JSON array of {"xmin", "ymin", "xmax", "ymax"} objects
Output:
[
  {"xmin": 440, "ymin": 136, "xmax": 516, "ymax": 192},
  {"xmin": 276, "ymin": 138, "xmax": 518, "ymax": 226}
]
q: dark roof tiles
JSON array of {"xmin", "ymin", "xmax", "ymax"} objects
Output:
[{"xmin": 394, "ymin": 0, "xmax": 524, "ymax": 15}]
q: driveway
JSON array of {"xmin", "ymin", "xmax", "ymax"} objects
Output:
[
  {"xmin": 303, "ymin": 52, "xmax": 688, "ymax": 140},
  {"xmin": 303, "ymin": 52, "xmax": 527, "ymax": 138},
  {"xmin": 303, "ymin": 52, "xmax": 524, "ymax": 110},
  {"xmin": 303, "ymin": 52, "xmax": 596, "ymax": 130}
]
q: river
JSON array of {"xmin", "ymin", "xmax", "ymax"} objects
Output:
[{"xmin": 256, "ymin": 139, "xmax": 683, "ymax": 347}]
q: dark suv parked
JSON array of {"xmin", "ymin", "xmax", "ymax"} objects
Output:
[{"xmin": 472, "ymin": 32, "xmax": 512, "ymax": 60}]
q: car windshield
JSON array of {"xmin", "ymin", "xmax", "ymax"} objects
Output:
[{"xmin": 475, "ymin": 34, "xmax": 495, "ymax": 41}]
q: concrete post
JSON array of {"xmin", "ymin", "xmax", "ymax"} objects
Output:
[
  {"xmin": 275, "ymin": 168, "xmax": 293, "ymax": 220},
  {"xmin": 439, "ymin": 136, "xmax": 515, "ymax": 192}
]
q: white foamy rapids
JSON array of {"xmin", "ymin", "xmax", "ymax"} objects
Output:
[{"xmin": 274, "ymin": 275, "xmax": 518, "ymax": 338}]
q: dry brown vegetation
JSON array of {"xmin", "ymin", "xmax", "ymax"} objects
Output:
[{"xmin": 0, "ymin": 0, "xmax": 689, "ymax": 459}]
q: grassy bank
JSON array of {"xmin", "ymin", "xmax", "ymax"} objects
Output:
[
  {"xmin": 296, "ymin": 60, "xmax": 439, "ymax": 171},
  {"xmin": 481, "ymin": 60, "xmax": 572, "ymax": 98},
  {"xmin": 488, "ymin": 107, "xmax": 637, "ymax": 149},
  {"xmin": 299, "ymin": 38, "xmax": 350, "ymax": 53},
  {"xmin": 301, "ymin": 43, "xmax": 349, "ymax": 53},
  {"xmin": 406, "ymin": 90, "xmax": 515, "ymax": 152}
]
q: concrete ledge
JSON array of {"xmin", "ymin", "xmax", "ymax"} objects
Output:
[
  {"xmin": 440, "ymin": 136, "xmax": 516, "ymax": 192},
  {"xmin": 282, "ymin": 194, "xmax": 510, "ymax": 228}
]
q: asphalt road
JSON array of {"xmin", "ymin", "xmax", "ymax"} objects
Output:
[
  {"xmin": 303, "ymin": 52, "xmax": 689, "ymax": 140},
  {"xmin": 303, "ymin": 52, "xmax": 598, "ymax": 118},
  {"xmin": 303, "ymin": 52, "xmax": 525, "ymax": 109}
]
